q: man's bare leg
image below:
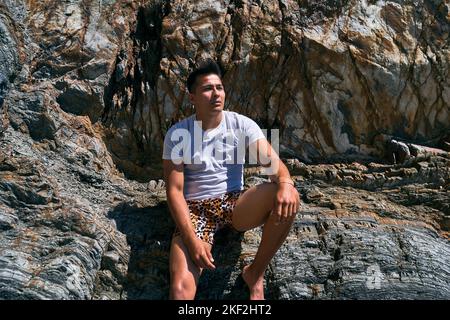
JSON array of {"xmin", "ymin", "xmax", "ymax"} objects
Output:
[
  {"xmin": 169, "ymin": 235, "xmax": 210, "ymax": 299},
  {"xmin": 232, "ymin": 183, "xmax": 296, "ymax": 300}
]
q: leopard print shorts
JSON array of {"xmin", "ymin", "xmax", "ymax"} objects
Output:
[{"xmin": 172, "ymin": 190, "xmax": 245, "ymax": 245}]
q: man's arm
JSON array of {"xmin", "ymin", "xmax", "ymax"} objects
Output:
[
  {"xmin": 249, "ymin": 139, "xmax": 300, "ymax": 222},
  {"xmin": 163, "ymin": 159, "xmax": 215, "ymax": 269}
]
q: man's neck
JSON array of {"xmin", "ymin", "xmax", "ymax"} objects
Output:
[{"xmin": 195, "ymin": 111, "xmax": 223, "ymax": 131}]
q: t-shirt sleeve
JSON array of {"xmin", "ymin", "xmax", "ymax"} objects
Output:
[
  {"xmin": 162, "ymin": 126, "xmax": 185, "ymax": 162},
  {"xmin": 243, "ymin": 116, "xmax": 266, "ymax": 146}
]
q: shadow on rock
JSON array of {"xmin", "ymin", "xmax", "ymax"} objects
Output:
[
  {"xmin": 108, "ymin": 201, "xmax": 173, "ymax": 299},
  {"xmin": 196, "ymin": 229, "xmax": 248, "ymax": 300},
  {"xmin": 108, "ymin": 200, "xmax": 249, "ymax": 299}
]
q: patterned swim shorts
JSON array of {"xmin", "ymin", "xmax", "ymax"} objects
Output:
[{"xmin": 173, "ymin": 190, "xmax": 245, "ymax": 245}]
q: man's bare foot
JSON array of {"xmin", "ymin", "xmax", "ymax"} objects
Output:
[{"xmin": 241, "ymin": 264, "xmax": 265, "ymax": 300}]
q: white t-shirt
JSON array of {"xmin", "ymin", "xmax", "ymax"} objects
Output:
[{"xmin": 162, "ymin": 111, "xmax": 266, "ymax": 200}]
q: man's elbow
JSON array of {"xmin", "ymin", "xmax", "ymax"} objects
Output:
[{"xmin": 166, "ymin": 185, "xmax": 184, "ymax": 199}]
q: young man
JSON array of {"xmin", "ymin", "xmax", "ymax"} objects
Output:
[{"xmin": 162, "ymin": 60, "xmax": 300, "ymax": 300}]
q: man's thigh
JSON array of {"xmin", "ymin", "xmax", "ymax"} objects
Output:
[{"xmin": 231, "ymin": 182, "xmax": 277, "ymax": 232}]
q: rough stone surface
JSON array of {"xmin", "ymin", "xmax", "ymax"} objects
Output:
[
  {"xmin": 102, "ymin": 0, "xmax": 450, "ymax": 181},
  {"xmin": 270, "ymin": 170, "xmax": 450, "ymax": 299},
  {"xmin": 0, "ymin": 0, "xmax": 449, "ymax": 300}
]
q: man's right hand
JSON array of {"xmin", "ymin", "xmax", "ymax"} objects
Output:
[{"xmin": 185, "ymin": 235, "xmax": 216, "ymax": 270}]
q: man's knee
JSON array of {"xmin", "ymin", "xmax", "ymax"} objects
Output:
[{"xmin": 170, "ymin": 277, "xmax": 196, "ymax": 300}]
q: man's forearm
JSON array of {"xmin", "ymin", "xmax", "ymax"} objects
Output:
[
  {"xmin": 269, "ymin": 159, "xmax": 294, "ymax": 185},
  {"xmin": 254, "ymin": 139, "xmax": 293, "ymax": 184},
  {"xmin": 167, "ymin": 190, "xmax": 196, "ymax": 241}
]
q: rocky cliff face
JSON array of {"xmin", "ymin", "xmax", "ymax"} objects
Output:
[
  {"xmin": 103, "ymin": 0, "xmax": 450, "ymax": 181},
  {"xmin": 0, "ymin": 0, "xmax": 449, "ymax": 300}
]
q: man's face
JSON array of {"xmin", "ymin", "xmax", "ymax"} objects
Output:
[{"xmin": 189, "ymin": 73, "xmax": 225, "ymax": 115}]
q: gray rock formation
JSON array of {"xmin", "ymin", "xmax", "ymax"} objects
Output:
[
  {"xmin": 271, "ymin": 161, "xmax": 450, "ymax": 299},
  {"xmin": 0, "ymin": 0, "xmax": 449, "ymax": 300}
]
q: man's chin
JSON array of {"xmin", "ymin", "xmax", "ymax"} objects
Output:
[{"xmin": 210, "ymin": 106, "xmax": 223, "ymax": 112}]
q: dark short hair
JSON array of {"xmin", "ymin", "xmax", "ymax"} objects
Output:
[{"xmin": 186, "ymin": 60, "xmax": 222, "ymax": 93}]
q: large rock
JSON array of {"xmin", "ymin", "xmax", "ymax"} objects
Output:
[
  {"xmin": 270, "ymin": 174, "xmax": 450, "ymax": 299},
  {"xmin": 1, "ymin": 1, "xmax": 449, "ymax": 181},
  {"xmin": 102, "ymin": 0, "xmax": 450, "ymax": 180},
  {"xmin": 0, "ymin": 0, "xmax": 449, "ymax": 300}
]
